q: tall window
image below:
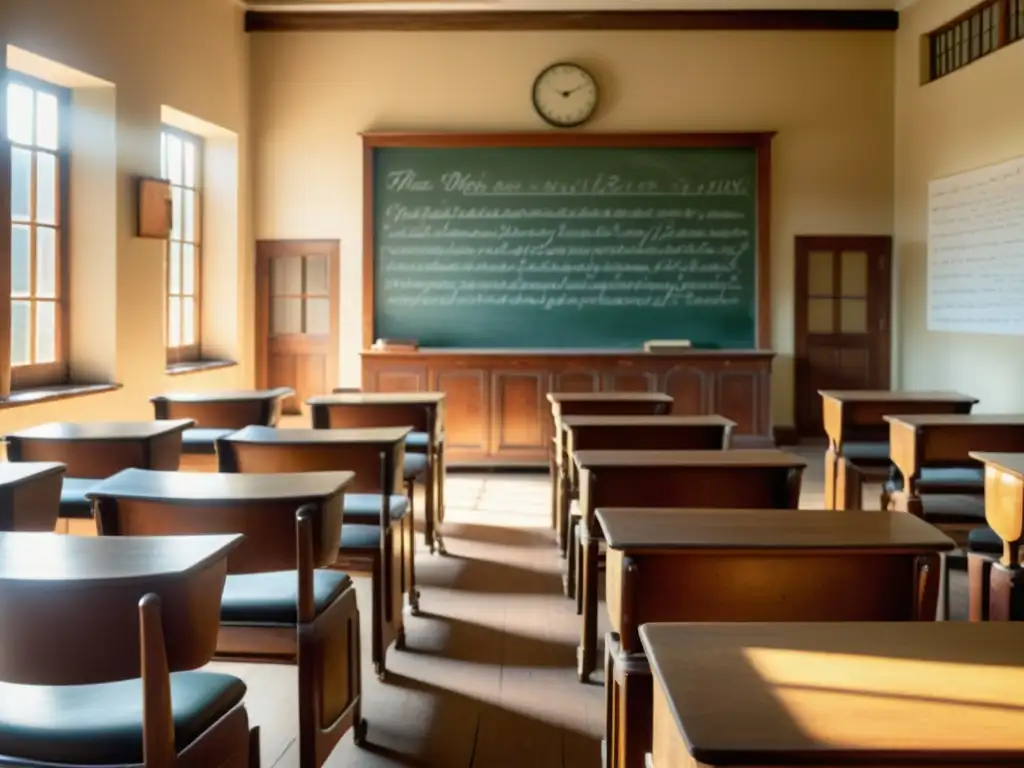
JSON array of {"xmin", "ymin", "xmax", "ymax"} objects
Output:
[
  {"xmin": 7, "ymin": 75, "xmax": 68, "ymax": 388},
  {"xmin": 161, "ymin": 127, "xmax": 202, "ymax": 364}
]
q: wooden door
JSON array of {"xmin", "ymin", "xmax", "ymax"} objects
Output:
[
  {"xmin": 256, "ymin": 240, "xmax": 339, "ymax": 415},
  {"xmin": 795, "ymin": 236, "xmax": 892, "ymax": 437}
]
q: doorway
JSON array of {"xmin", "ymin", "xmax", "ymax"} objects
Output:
[
  {"xmin": 255, "ymin": 240, "xmax": 340, "ymax": 416},
  {"xmin": 794, "ymin": 236, "xmax": 892, "ymax": 437}
]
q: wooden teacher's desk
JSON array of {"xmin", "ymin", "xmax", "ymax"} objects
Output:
[
  {"xmin": 361, "ymin": 348, "xmax": 775, "ymax": 465},
  {"xmin": 599, "ymin": 507, "xmax": 953, "ymax": 768},
  {"xmin": 641, "ymin": 622, "xmax": 1024, "ymax": 768},
  {"xmin": 820, "ymin": 389, "xmax": 977, "ymax": 510},
  {"xmin": 0, "ymin": 461, "xmax": 65, "ymax": 531},
  {"xmin": 968, "ymin": 452, "xmax": 1024, "ymax": 621},
  {"xmin": 572, "ymin": 449, "xmax": 806, "ymax": 682},
  {"xmin": 308, "ymin": 391, "xmax": 446, "ymax": 554}
]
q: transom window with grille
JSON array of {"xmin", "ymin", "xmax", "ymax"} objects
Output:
[
  {"xmin": 160, "ymin": 127, "xmax": 202, "ymax": 363},
  {"xmin": 6, "ymin": 74, "xmax": 68, "ymax": 388},
  {"xmin": 927, "ymin": 0, "xmax": 1024, "ymax": 82}
]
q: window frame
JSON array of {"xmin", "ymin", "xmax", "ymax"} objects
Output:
[
  {"xmin": 160, "ymin": 124, "xmax": 203, "ymax": 366},
  {"xmin": 4, "ymin": 70, "xmax": 71, "ymax": 391},
  {"xmin": 926, "ymin": 0, "xmax": 1021, "ymax": 82}
]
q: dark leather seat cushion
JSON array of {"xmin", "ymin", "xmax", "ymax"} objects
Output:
[
  {"xmin": 404, "ymin": 453, "xmax": 429, "ymax": 480},
  {"xmin": 343, "ymin": 494, "xmax": 408, "ymax": 524},
  {"xmin": 841, "ymin": 442, "xmax": 890, "ymax": 464},
  {"xmin": 340, "ymin": 523, "xmax": 381, "ymax": 550},
  {"xmin": 220, "ymin": 570, "xmax": 351, "ymax": 625},
  {"xmin": 919, "ymin": 494, "xmax": 987, "ymax": 525},
  {"xmin": 968, "ymin": 526, "xmax": 1003, "ymax": 555},
  {"xmin": 182, "ymin": 428, "xmax": 236, "ymax": 455},
  {"xmin": 0, "ymin": 671, "xmax": 244, "ymax": 765},
  {"xmin": 884, "ymin": 467, "xmax": 985, "ymax": 494},
  {"xmin": 60, "ymin": 478, "xmax": 98, "ymax": 519},
  {"xmin": 405, "ymin": 431, "xmax": 430, "ymax": 449}
]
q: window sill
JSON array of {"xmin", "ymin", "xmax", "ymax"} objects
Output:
[
  {"xmin": 165, "ymin": 359, "xmax": 237, "ymax": 377},
  {"xmin": 0, "ymin": 383, "xmax": 123, "ymax": 410}
]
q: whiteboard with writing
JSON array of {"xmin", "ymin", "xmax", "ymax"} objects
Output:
[{"xmin": 928, "ymin": 155, "xmax": 1024, "ymax": 334}]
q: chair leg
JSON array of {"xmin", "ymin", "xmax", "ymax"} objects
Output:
[
  {"xmin": 574, "ymin": 523, "xmax": 585, "ymax": 617},
  {"xmin": 565, "ymin": 519, "xmax": 577, "ymax": 600}
]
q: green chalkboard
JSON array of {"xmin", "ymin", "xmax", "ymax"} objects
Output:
[{"xmin": 370, "ymin": 139, "xmax": 762, "ymax": 349}]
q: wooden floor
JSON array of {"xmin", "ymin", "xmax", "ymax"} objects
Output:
[{"xmin": 209, "ymin": 445, "xmax": 970, "ymax": 768}]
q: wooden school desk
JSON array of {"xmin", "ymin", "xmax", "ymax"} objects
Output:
[
  {"xmin": 968, "ymin": 451, "xmax": 1024, "ymax": 621},
  {"xmin": 572, "ymin": 449, "xmax": 806, "ymax": 682},
  {"xmin": 547, "ymin": 393, "xmax": 673, "ymax": 543},
  {"xmin": 558, "ymin": 414, "xmax": 734, "ymax": 567},
  {"xmin": 309, "ymin": 391, "xmax": 447, "ymax": 554},
  {"xmin": 819, "ymin": 390, "xmax": 976, "ymax": 510},
  {"xmin": 598, "ymin": 507, "xmax": 953, "ymax": 768},
  {"xmin": 0, "ymin": 461, "xmax": 65, "ymax": 531},
  {"xmin": 640, "ymin": 622, "xmax": 1024, "ymax": 768}
]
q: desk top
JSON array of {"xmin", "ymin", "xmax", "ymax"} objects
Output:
[
  {"xmin": 6, "ymin": 420, "xmax": 195, "ymax": 440},
  {"xmin": 222, "ymin": 425, "xmax": 411, "ymax": 445},
  {"xmin": 640, "ymin": 621, "xmax": 1024, "ymax": 765},
  {"xmin": 970, "ymin": 451, "xmax": 1024, "ymax": 478},
  {"xmin": 0, "ymin": 461, "xmax": 65, "ymax": 487},
  {"xmin": 547, "ymin": 392, "xmax": 673, "ymax": 405},
  {"xmin": 562, "ymin": 415, "xmax": 735, "ymax": 429},
  {"xmin": 88, "ymin": 468, "xmax": 353, "ymax": 502},
  {"xmin": 149, "ymin": 388, "xmax": 294, "ymax": 403},
  {"xmin": 597, "ymin": 508, "xmax": 954, "ymax": 551},
  {"xmin": 0, "ymin": 532, "xmax": 241, "ymax": 582},
  {"xmin": 574, "ymin": 449, "xmax": 806, "ymax": 470},
  {"xmin": 310, "ymin": 392, "xmax": 445, "ymax": 405},
  {"xmin": 883, "ymin": 413, "xmax": 1024, "ymax": 427},
  {"xmin": 820, "ymin": 390, "xmax": 978, "ymax": 404}
]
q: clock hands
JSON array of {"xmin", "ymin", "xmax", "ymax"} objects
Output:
[{"xmin": 553, "ymin": 83, "xmax": 586, "ymax": 98}]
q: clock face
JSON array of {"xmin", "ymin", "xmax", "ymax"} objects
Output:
[{"xmin": 532, "ymin": 63, "xmax": 598, "ymax": 129}]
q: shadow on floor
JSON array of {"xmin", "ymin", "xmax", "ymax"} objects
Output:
[
  {"xmin": 416, "ymin": 554, "xmax": 563, "ymax": 595},
  {"xmin": 442, "ymin": 522, "xmax": 555, "ymax": 548},
  {"xmin": 404, "ymin": 612, "xmax": 576, "ymax": 668}
]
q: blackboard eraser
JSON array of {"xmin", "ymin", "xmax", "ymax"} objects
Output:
[
  {"xmin": 373, "ymin": 338, "xmax": 419, "ymax": 352},
  {"xmin": 644, "ymin": 339, "xmax": 692, "ymax": 352}
]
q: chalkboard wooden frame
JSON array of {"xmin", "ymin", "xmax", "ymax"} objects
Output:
[{"xmin": 360, "ymin": 131, "xmax": 775, "ymax": 350}]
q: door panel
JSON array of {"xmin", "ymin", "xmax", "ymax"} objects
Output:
[
  {"xmin": 256, "ymin": 241, "xmax": 340, "ymax": 415},
  {"xmin": 795, "ymin": 236, "xmax": 892, "ymax": 437}
]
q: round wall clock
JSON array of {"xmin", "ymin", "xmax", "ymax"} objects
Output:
[{"xmin": 531, "ymin": 62, "xmax": 599, "ymax": 129}]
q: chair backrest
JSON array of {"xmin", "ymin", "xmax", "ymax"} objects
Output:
[
  {"xmin": 5, "ymin": 427, "xmax": 186, "ymax": 479},
  {"xmin": 311, "ymin": 401, "xmax": 429, "ymax": 432},
  {"xmin": 151, "ymin": 390, "xmax": 290, "ymax": 429},
  {"xmin": 91, "ymin": 469, "xmax": 347, "ymax": 574},
  {"xmin": 573, "ymin": 423, "xmax": 731, "ymax": 452}
]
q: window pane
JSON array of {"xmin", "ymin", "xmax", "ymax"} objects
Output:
[
  {"xmin": 183, "ymin": 141, "xmax": 196, "ymax": 188},
  {"xmin": 36, "ymin": 226, "xmax": 57, "ymax": 298},
  {"xmin": 808, "ymin": 298, "xmax": 833, "ymax": 333},
  {"xmin": 35, "ymin": 92, "xmax": 59, "ymax": 151},
  {"xmin": 11, "ymin": 225, "xmax": 31, "ymax": 297},
  {"xmin": 171, "ymin": 186, "xmax": 182, "ymax": 239},
  {"xmin": 168, "ymin": 296, "xmax": 181, "ymax": 347},
  {"xmin": 168, "ymin": 241, "xmax": 181, "ymax": 294},
  {"xmin": 305, "ymin": 254, "xmax": 329, "ymax": 295},
  {"xmin": 11, "ymin": 147, "xmax": 32, "ymax": 221},
  {"xmin": 305, "ymin": 297, "xmax": 330, "ymax": 335},
  {"xmin": 166, "ymin": 134, "xmax": 183, "ymax": 185},
  {"xmin": 7, "ymin": 83, "xmax": 34, "ymax": 145},
  {"xmin": 807, "ymin": 251, "xmax": 833, "ymax": 296},
  {"xmin": 272, "ymin": 297, "xmax": 302, "ymax": 335},
  {"xmin": 273, "ymin": 257, "xmax": 303, "ymax": 296},
  {"xmin": 160, "ymin": 132, "xmax": 167, "ymax": 179},
  {"xmin": 35, "ymin": 301, "xmax": 55, "ymax": 362},
  {"xmin": 35, "ymin": 151, "xmax": 57, "ymax": 225},
  {"xmin": 840, "ymin": 251, "xmax": 868, "ymax": 298},
  {"xmin": 182, "ymin": 189, "xmax": 195, "ymax": 241},
  {"xmin": 181, "ymin": 243, "xmax": 195, "ymax": 295},
  {"xmin": 840, "ymin": 299, "xmax": 868, "ymax": 334},
  {"xmin": 10, "ymin": 301, "xmax": 31, "ymax": 365},
  {"xmin": 182, "ymin": 297, "xmax": 195, "ymax": 345}
]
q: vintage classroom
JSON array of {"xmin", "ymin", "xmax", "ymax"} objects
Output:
[{"xmin": 2, "ymin": 1, "xmax": 1024, "ymax": 767}]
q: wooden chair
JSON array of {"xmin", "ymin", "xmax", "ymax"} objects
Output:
[
  {"xmin": 90, "ymin": 469, "xmax": 364, "ymax": 768},
  {"xmin": 150, "ymin": 388, "xmax": 293, "ymax": 471},
  {"xmin": 0, "ymin": 532, "xmax": 256, "ymax": 767},
  {"xmin": 216, "ymin": 426, "xmax": 410, "ymax": 680}
]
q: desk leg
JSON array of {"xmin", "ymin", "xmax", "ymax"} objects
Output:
[
  {"xmin": 988, "ymin": 562, "xmax": 1024, "ymax": 621},
  {"xmin": 968, "ymin": 552, "xmax": 994, "ymax": 621},
  {"xmin": 550, "ymin": 445, "xmax": 559, "ymax": 531},
  {"xmin": 432, "ymin": 441, "xmax": 447, "ymax": 556},
  {"xmin": 424, "ymin": 442, "xmax": 436, "ymax": 555},
  {"xmin": 837, "ymin": 459, "xmax": 864, "ymax": 510},
  {"xmin": 555, "ymin": 468, "xmax": 567, "ymax": 556},
  {"xmin": 577, "ymin": 531, "xmax": 599, "ymax": 683},
  {"xmin": 824, "ymin": 447, "xmax": 838, "ymax": 510}
]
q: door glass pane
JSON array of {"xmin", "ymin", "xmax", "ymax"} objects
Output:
[
  {"xmin": 273, "ymin": 257, "xmax": 303, "ymax": 296},
  {"xmin": 35, "ymin": 301, "xmax": 55, "ymax": 362},
  {"xmin": 182, "ymin": 297, "xmax": 195, "ymax": 344},
  {"xmin": 36, "ymin": 92, "xmax": 58, "ymax": 150},
  {"xmin": 808, "ymin": 298, "xmax": 833, "ymax": 333},
  {"xmin": 10, "ymin": 301, "xmax": 30, "ymax": 365},
  {"xmin": 841, "ymin": 251, "xmax": 868, "ymax": 298},
  {"xmin": 7, "ymin": 83, "xmax": 35, "ymax": 145},
  {"xmin": 11, "ymin": 225, "xmax": 31, "ymax": 296},
  {"xmin": 305, "ymin": 297, "xmax": 330, "ymax": 335},
  {"xmin": 840, "ymin": 299, "xmax": 868, "ymax": 333},
  {"xmin": 305, "ymin": 254, "xmax": 328, "ymax": 295},
  {"xmin": 35, "ymin": 151, "xmax": 57, "ymax": 225},
  {"xmin": 182, "ymin": 244, "xmax": 195, "ymax": 294},
  {"xmin": 272, "ymin": 297, "xmax": 302, "ymax": 335},
  {"xmin": 11, "ymin": 147, "xmax": 31, "ymax": 222},
  {"xmin": 168, "ymin": 296, "xmax": 181, "ymax": 347},
  {"xmin": 168, "ymin": 242, "xmax": 181, "ymax": 293},
  {"xmin": 36, "ymin": 226, "xmax": 56, "ymax": 298},
  {"xmin": 808, "ymin": 251, "xmax": 833, "ymax": 296}
]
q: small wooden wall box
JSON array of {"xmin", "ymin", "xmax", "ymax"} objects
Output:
[{"xmin": 137, "ymin": 177, "xmax": 172, "ymax": 239}]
